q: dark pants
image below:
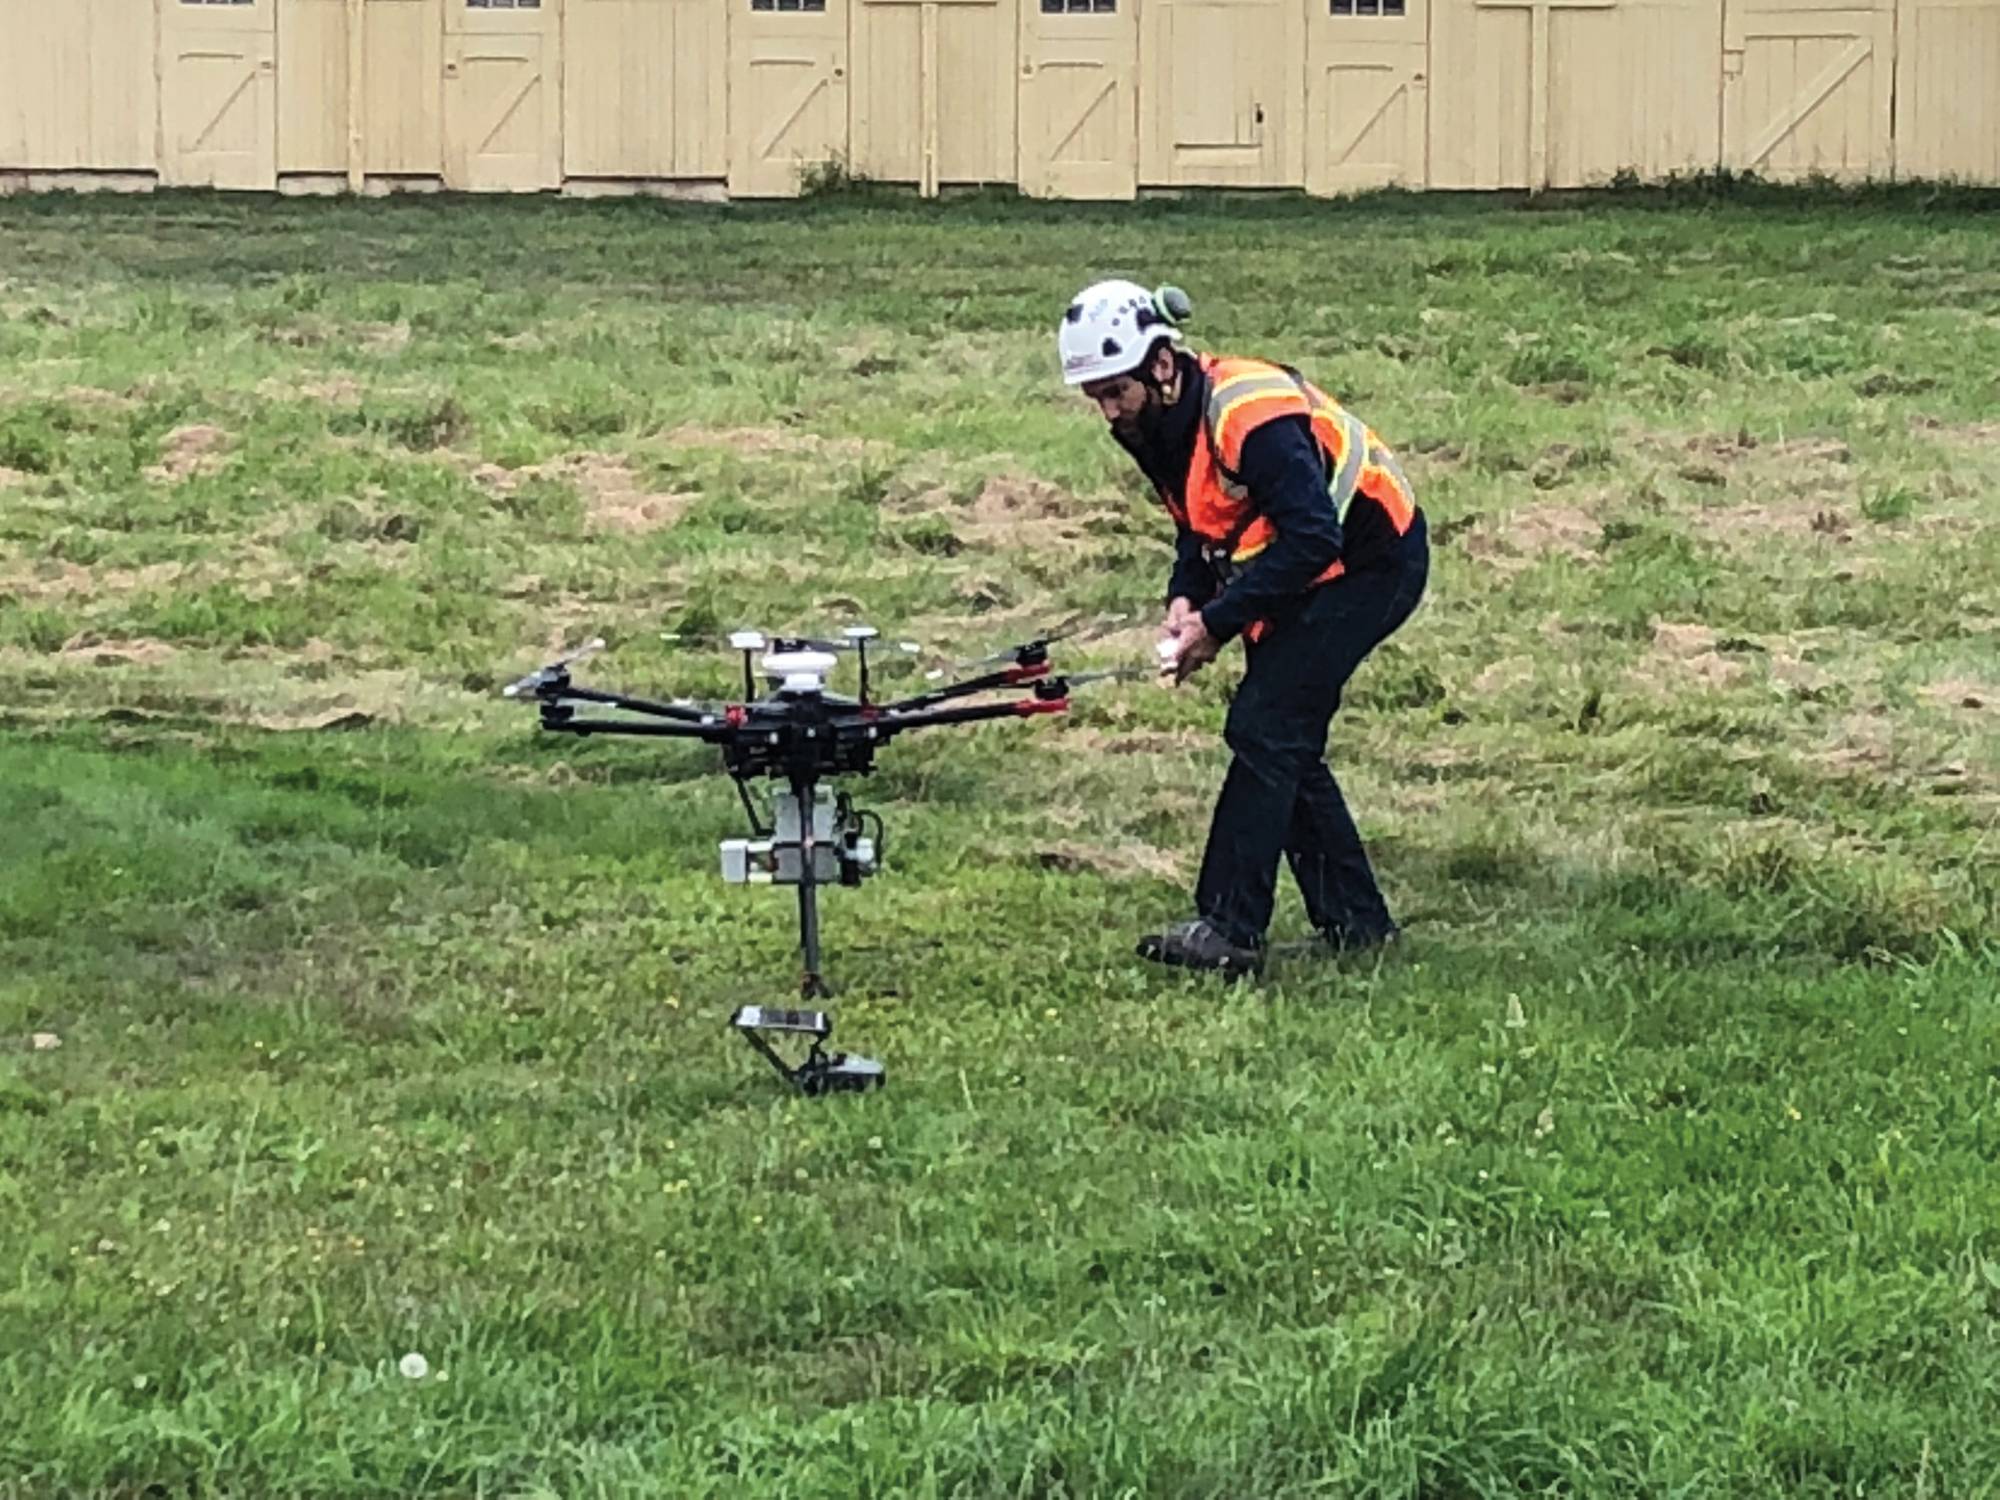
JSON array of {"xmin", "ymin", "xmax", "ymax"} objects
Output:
[{"xmin": 1194, "ymin": 515, "xmax": 1430, "ymax": 949}]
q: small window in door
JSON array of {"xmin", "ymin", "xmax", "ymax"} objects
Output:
[
  {"xmin": 466, "ymin": 0, "xmax": 542, "ymax": 8},
  {"xmin": 180, "ymin": 1, "xmax": 256, "ymax": 6},
  {"xmin": 751, "ymin": 0, "xmax": 829, "ymax": 10},
  {"xmin": 1330, "ymin": 0, "xmax": 1406, "ymax": 13},
  {"xmin": 1042, "ymin": 0, "xmax": 1117, "ymax": 12}
]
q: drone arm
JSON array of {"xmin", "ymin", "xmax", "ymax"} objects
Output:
[
  {"xmin": 553, "ymin": 685, "xmax": 720, "ymax": 724},
  {"xmin": 541, "ymin": 714, "xmax": 731, "ymax": 742},
  {"xmin": 870, "ymin": 661, "xmax": 1051, "ymax": 714},
  {"xmin": 871, "ymin": 695, "xmax": 1068, "ymax": 736}
]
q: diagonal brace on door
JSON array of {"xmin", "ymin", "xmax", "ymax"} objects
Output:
[
  {"xmin": 179, "ymin": 55, "xmax": 261, "ymax": 153},
  {"xmin": 471, "ymin": 66, "xmax": 542, "ymax": 154},
  {"xmin": 753, "ymin": 65, "xmax": 832, "ymax": 160},
  {"xmin": 1325, "ymin": 66, "xmax": 1408, "ymax": 162},
  {"xmin": 1743, "ymin": 39, "xmax": 1870, "ymax": 165},
  {"xmin": 1045, "ymin": 72, "xmax": 1117, "ymax": 163}
]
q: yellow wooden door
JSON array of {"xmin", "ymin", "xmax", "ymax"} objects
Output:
[
  {"xmin": 445, "ymin": 0, "xmax": 564, "ymax": 190},
  {"xmin": 1305, "ymin": 0, "xmax": 1429, "ymax": 194},
  {"xmin": 565, "ymin": 0, "xmax": 728, "ymax": 179},
  {"xmin": 6, "ymin": 0, "xmax": 158, "ymax": 172},
  {"xmin": 1018, "ymin": 0, "xmax": 1138, "ymax": 199},
  {"xmin": 1140, "ymin": 0, "xmax": 1302, "ymax": 186},
  {"xmin": 728, "ymin": 0, "xmax": 852, "ymax": 196},
  {"xmin": 1543, "ymin": 0, "xmax": 1722, "ymax": 186},
  {"xmin": 366, "ymin": 0, "xmax": 447, "ymax": 178},
  {"xmin": 1428, "ymin": 0, "xmax": 1541, "ymax": 186},
  {"xmin": 279, "ymin": 0, "xmax": 349, "ymax": 175},
  {"xmin": 852, "ymin": 0, "xmax": 1017, "ymax": 192},
  {"xmin": 1724, "ymin": 0, "xmax": 1894, "ymax": 179},
  {"xmin": 159, "ymin": 0, "xmax": 279, "ymax": 189},
  {"xmin": 1894, "ymin": 0, "xmax": 2000, "ymax": 181}
]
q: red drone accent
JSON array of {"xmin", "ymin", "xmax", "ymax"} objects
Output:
[{"xmin": 1015, "ymin": 696, "xmax": 1069, "ymax": 716}]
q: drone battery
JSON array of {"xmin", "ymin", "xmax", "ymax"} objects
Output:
[
  {"xmin": 774, "ymin": 843, "xmax": 843, "ymax": 885},
  {"xmin": 771, "ymin": 788, "xmax": 843, "ymax": 885}
]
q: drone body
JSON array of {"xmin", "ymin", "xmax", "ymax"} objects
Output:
[{"xmin": 504, "ymin": 618, "xmax": 1134, "ymax": 1094}]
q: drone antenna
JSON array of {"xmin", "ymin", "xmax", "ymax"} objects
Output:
[
  {"xmin": 729, "ymin": 629, "xmax": 766, "ymax": 699},
  {"xmin": 844, "ymin": 625, "xmax": 879, "ymax": 707}
]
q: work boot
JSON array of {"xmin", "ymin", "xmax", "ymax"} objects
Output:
[{"xmin": 1136, "ymin": 917, "xmax": 1264, "ymax": 977}]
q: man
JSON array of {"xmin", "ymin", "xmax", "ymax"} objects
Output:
[{"xmin": 1058, "ymin": 279, "xmax": 1429, "ymax": 977}]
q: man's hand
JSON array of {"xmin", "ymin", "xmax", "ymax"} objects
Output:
[
  {"xmin": 1160, "ymin": 596, "xmax": 1196, "ymax": 678},
  {"xmin": 1165, "ymin": 609, "xmax": 1221, "ymax": 686}
]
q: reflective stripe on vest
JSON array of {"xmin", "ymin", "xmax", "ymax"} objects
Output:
[{"xmin": 1203, "ymin": 362, "xmax": 1372, "ymax": 540}]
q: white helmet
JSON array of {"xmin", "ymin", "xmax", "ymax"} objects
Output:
[{"xmin": 1058, "ymin": 280, "xmax": 1191, "ymax": 386}]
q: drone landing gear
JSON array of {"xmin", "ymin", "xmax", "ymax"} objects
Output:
[{"xmin": 728, "ymin": 1006, "xmax": 885, "ymax": 1096}]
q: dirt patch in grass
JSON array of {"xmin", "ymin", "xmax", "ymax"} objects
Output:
[
  {"xmin": 1470, "ymin": 655, "xmax": 1537, "ymax": 696},
  {"xmin": 1660, "ymin": 432, "xmax": 1865, "ymax": 546},
  {"xmin": 1681, "ymin": 432, "xmax": 1853, "ymax": 468},
  {"xmin": 1032, "ymin": 839, "xmax": 1186, "ymax": 883},
  {"xmin": 1637, "ymin": 620, "xmax": 1749, "ymax": 690},
  {"xmin": 663, "ymin": 423, "xmax": 886, "ymax": 461},
  {"xmin": 891, "ymin": 474, "xmax": 1107, "ymax": 555},
  {"xmin": 1061, "ymin": 727, "xmax": 1207, "ymax": 757},
  {"xmin": 358, "ymin": 322, "xmax": 411, "ymax": 354},
  {"xmin": 58, "ymin": 633, "xmax": 180, "ymax": 667},
  {"xmin": 258, "ymin": 375, "xmax": 363, "ymax": 407},
  {"xmin": 0, "ymin": 560, "xmax": 189, "ymax": 600},
  {"xmin": 475, "ymin": 453, "xmax": 695, "ymax": 534},
  {"xmin": 1768, "ymin": 649, "xmax": 1836, "ymax": 699},
  {"xmin": 968, "ymin": 477, "xmax": 1084, "ymax": 544},
  {"xmin": 1706, "ymin": 501, "xmax": 1855, "ymax": 546},
  {"xmin": 1922, "ymin": 677, "xmax": 1994, "ymax": 713},
  {"xmin": 0, "ymin": 551, "xmax": 313, "ymax": 612},
  {"xmin": 1911, "ymin": 416, "xmax": 2000, "ymax": 448},
  {"xmin": 1809, "ymin": 713, "xmax": 1898, "ymax": 776},
  {"xmin": 144, "ymin": 425, "xmax": 230, "ymax": 483},
  {"xmin": 63, "ymin": 386, "xmax": 139, "ymax": 412},
  {"xmin": 242, "ymin": 704, "xmax": 383, "ymax": 732},
  {"xmin": 1457, "ymin": 504, "xmax": 1602, "ymax": 574},
  {"xmin": 0, "ymin": 466, "xmax": 27, "ymax": 490},
  {"xmin": 516, "ymin": 598, "xmax": 616, "ymax": 657}
]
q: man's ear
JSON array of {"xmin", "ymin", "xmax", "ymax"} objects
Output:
[{"xmin": 1153, "ymin": 344, "xmax": 1178, "ymax": 385}]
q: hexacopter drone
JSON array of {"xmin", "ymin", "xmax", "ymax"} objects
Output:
[{"xmin": 501, "ymin": 618, "xmax": 1135, "ymax": 1095}]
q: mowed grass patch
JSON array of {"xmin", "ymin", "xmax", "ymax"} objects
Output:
[{"xmin": 2, "ymin": 187, "xmax": 1999, "ymax": 1496}]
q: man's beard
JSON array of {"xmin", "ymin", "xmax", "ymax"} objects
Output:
[{"xmin": 1111, "ymin": 391, "xmax": 1165, "ymax": 446}]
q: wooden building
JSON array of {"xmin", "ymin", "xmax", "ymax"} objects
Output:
[{"xmin": 3, "ymin": 0, "xmax": 1997, "ymax": 198}]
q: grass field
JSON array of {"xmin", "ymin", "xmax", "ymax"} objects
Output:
[{"xmin": 2, "ymin": 182, "xmax": 1998, "ymax": 1497}]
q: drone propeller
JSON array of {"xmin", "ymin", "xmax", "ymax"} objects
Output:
[
  {"xmin": 661, "ymin": 625, "xmax": 923, "ymax": 658},
  {"xmin": 776, "ymin": 630, "xmax": 925, "ymax": 659},
  {"xmin": 655, "ymin": 627, "xmax": 767, "ymax": 653},
  {"xmin": 502, "ymin": 636, "xmax": 606, "ymax": 698},
  {"xmin": 1049, "ymin": 665, "xmax": 1150, "ymax": 689},
  {"xmin": 926, "ymin": 611, "xmax": 1131, "ymax": 679}
]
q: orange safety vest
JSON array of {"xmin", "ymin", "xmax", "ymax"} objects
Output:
[{"xmin": 1171, "ymin": 352, "xmax": 1419, "ymax": 640}]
